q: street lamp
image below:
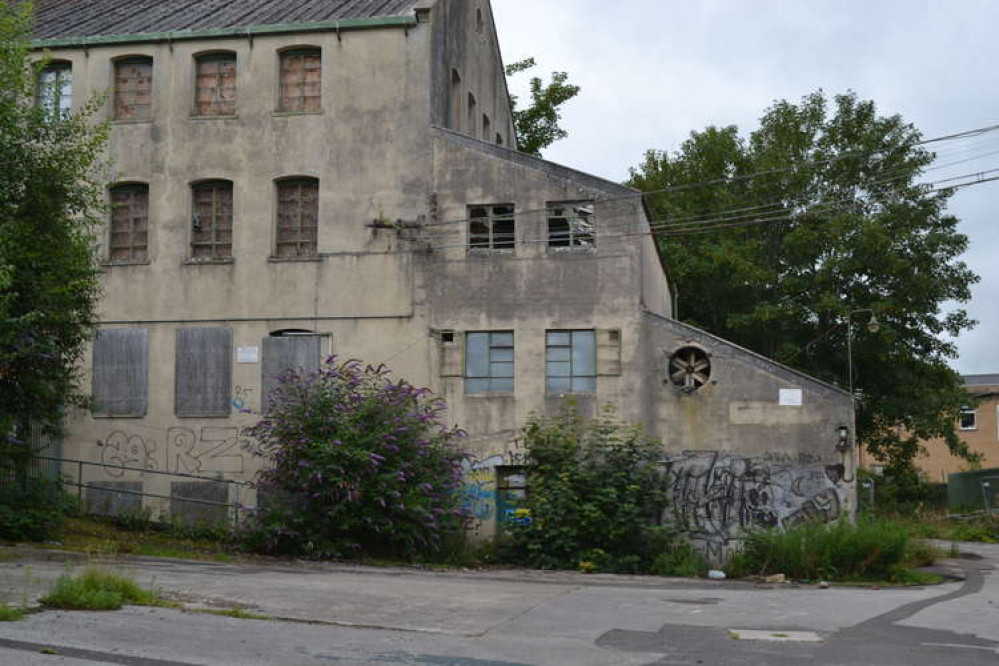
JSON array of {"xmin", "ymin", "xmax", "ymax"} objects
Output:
[{"xmin": 846, "ymin": 309, "xmax": 880, "ymax": 401}]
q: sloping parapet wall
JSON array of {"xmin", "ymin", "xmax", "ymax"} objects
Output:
[{"xmin": 663, "ymin": 450, "xmax": 851, "ymax": 565}]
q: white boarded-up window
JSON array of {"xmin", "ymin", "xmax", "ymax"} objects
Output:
[
  {"xmin": 175, "ymin": 328, "xmax": 233, "ymax": 417},
  {"xmin": 261, "ymin": 334, "xmax": 322, "ymax": 405},
  {"xmin": 92, "ymin": 329, "xmax": 148, "ymax": 417}
]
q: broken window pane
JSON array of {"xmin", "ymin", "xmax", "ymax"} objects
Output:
[
  {"xmin": 465, "ymin": 331, "xmax": 514, "ymax": 394},
  {"xmin": 195, "ymin": 53, "xmax": 236, "ymax": 116},
  {"xmin": 191, "ymin": 180, "xmax": 233, "ymax": 260},
  {"xmin": 279, "ymin": 49, "xmax": 321, "ymax": 112},
  {"xmin": 468, "ymin": 204, "xmax": 515, "ymax": 252},
  {"xmin": 37, "ymin": 62, "xmax": 72, "ymax": 117},
  {"xmin": 545, "ymin": 330, "xmax": 597, "ymax": 394},
  {"xmin": 114, "ymin": 57, "xmax": 153, "ymax": 120},
  {"xmin": 109, "ymin": 184, "xmax": 149, "ymax": 262},
  {"xmin": 275, "ymin": 178, "xmax": 319, "ymax": 258},
  {"xmin": 547, "ymin": 201, "xmax": 595, "ymax": 249}
]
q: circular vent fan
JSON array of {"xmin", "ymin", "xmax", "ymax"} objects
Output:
[{"xmin": 668, "ymin": 347, "xmax": 711, "ymax": 391}]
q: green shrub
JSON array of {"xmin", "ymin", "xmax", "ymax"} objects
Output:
[
  {"xmin": 109, "ymin": 505, "xmax": 155, "ymax": 532},
  {"xmin": 729, "ymin": 519, "xmax": 913, "ymax": 582},
  {"xmin": 40, "ymin": 566, "xmax": 160, "ymax": 610},
  {"xmin": 242, "ymin": 357, "xmax": 470, "ymax": 560},
  {"xmin": 0, "ymin": 478, "xmax": 75, "ymax": 542},
  {"xmin": 0, "ymin": 604, "xmax": 24, "ymax": 621},
  {"xmin": 502, "ymin": 406, "xmax": 678, "ymax": 573}
]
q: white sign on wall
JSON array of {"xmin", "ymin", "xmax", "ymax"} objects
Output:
[
  {"xmin": 779, "ymin": 388, "xmax": 803, "ymax": 406},
  {"xmin": 237, "ymin": 346, "xmax": 259, "ymax": 364}
]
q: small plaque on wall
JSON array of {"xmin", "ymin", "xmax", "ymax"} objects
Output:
[
  {"xmin": 237, "ymin": 346, "xmax": 259, "ymax": 364},
  {"xmin": 779, "ymin": 388, "xmax": 803, "ymax": 406}
]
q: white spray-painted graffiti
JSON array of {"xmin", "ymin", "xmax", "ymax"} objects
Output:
[
  {"xmin": 662, "ymin": 450, "xmax": 852, "ymax": 564},
  {"xmin": 97, "ymin": 426, "xmax": 250, "ymax": 477}
]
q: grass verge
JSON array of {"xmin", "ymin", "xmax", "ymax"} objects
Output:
[
  {"xmin": 726, "ymin": 519, "xmax": 942, "ymax": 584},
  {"xmin": 40, "ymin": 566, "xmax": 170, "ymax": 611},
  {"xmin": 47, "ymin": 517, "xmax": 234, "ymax": 562}
]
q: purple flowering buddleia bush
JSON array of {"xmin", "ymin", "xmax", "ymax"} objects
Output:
[{"xmin": 243, "ymin": 357, "xmax": 471, "ymax": 559}]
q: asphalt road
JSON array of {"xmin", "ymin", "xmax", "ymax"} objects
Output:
[{"xmin": 0, "ymin": 542, "xmax": 994, "ymax": 665}]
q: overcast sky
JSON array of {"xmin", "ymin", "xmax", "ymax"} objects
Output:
[{"xmin": 492, "ymin": 0, "xmax": 999, "ymax": 376}]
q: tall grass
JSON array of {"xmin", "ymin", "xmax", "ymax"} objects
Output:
[
  {"xmin": 40, "ymin": 567, "xmax": 162, "ymax": 610},
  {"xmin": 729, "ymin": 520, "xmax": 913, "ymax": 582}
]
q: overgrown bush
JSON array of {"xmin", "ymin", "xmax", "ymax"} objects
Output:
[
  {"xmin": 727, "ymin": 519, "xmax": 915, "ymax": 582},
  {"xmin": 41, "ymin": 566, "xmax": 161, "ymax": 610},
  {"xmin": 242, "ymin": 357, "xmax": 470, "ymax": 559},
  {"xmin": 0, "ymin": 477, "xmax": 76, "ymax": 542},
  {"xmin": 502, "ymin": 406, "xmax": 682, "ymax": 574}
]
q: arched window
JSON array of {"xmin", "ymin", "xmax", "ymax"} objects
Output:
[
  {"xmin": 275, "ymin": 177, "xmax": 319, "ymax": 258},
  {"xmin": 194, "ymin": 52, "xmax": 236, "ymax": 116},
  {"xmin": 114, "ymin": 56, "xmax": 153, "ymax": 120},
  {"xmin": 37, "ymin": 61, "xmax": 72, "ymax": 117},
  {"xmin": 278, "ymin": 48, "xmax": 321, "ymax": 112},
  {"xmin": 191, "ymin": 180, "xmax": 233, "ymax": 260},
  {"xmin": 108, "ymin": 183, "xmax": 149, "ymax": 262}
]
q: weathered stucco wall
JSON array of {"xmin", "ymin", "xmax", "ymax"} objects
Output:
[{"xmin": 640, "ymin": 313, "xmax": 858, "ymax": 563}]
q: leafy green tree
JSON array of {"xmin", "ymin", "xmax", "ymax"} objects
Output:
[
  {"xmin": 0, "ymin": 2, "xmax": 107, "ymax": 457},
  {"xmin": 505, "ymin": 57, "xmax": 580, "ymax": 158},
  {"xmin": 628, "ymin": 91, "xmax": 979, "ymax": 476}
]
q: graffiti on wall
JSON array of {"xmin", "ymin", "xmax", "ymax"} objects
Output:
[
  {"xmin": 460, "ymin": 455, "xmax": 503, "ymax": 525},
  {"xmin": 97, "ymin": 426, "xmax": 250, "ymax": 477},
  {"xmin": 662, "ymin": 450, "xmax": 851, "ymax": 563}
]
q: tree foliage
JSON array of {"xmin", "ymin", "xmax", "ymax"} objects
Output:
[
  {"xmin": 505, "ymin": 57, "xmax": 580, "ymax": 158},
  {"xmin": 0, "ymin": 3, "xmax": 107, "ymax": 453},
  {"xmin": 628, "ymin": 91, "xmax": 979, "ymax": 474},
  {"xmin": 244, "ymin": 358, "xmax": 470, "ymax": 559}
]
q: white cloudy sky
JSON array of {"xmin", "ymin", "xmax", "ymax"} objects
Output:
[{"xmin": 492, "ymin": 0, "xmax": 999, "ymax": 375}]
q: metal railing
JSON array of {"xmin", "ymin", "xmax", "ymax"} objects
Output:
[{"xmin": 32, "ymin": 454, "xmax": 253, "ymax": 526}]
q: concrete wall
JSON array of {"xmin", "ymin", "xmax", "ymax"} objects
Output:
[
  {"xmin": 429, "ymin": 0, "xmax": 515, "ymax": 146},
  {"xmin": 640, "ymin": 313, "xmax": 857, "ymax": 563}
]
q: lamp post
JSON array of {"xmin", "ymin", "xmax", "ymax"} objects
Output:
[{"xmin": 846, "ymin": 308, "xmax": 880, "ymax": 400}]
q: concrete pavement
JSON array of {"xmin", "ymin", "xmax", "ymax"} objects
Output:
[{"xmin": 0, "ymin": 543, "xmax": 994, "ymax": 665}]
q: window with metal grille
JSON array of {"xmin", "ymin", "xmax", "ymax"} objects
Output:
[
  {"xmin": 278, "ymin": 49, "xmax": 321, "ymax": 112},
  {"xmin": 37, "ymin": 62, "xmax": 72, "ymax": 117},
  {"xmin": 109, "ymin": 184, "xmax": 149, "ymax": 262},
  {"xmin": 275, "ymin": 178, "xmax": 319, "ymax": 258},
  {"xmin": 547, "ymin": 202, "xmax": 595, "ymax": 249},
  {"xmin": 465, "ymin": 332, "xmax": 514, "ymax": 394},
  {"xmin": 469, "ymin": 204, "xmax": 515, "ymax": 251},
  {"xmin": 546, "ymin": 330, "xmax": 596, "ymax": 394},
  {"xmin": 191, "ymin": 181, "xmax": 233, "ymax": 260},
  {"xmin": 114, "ymin": 57, "xmax": 153, "ymax": 120},
  {"xmin": 194, "ymin": 53, "xmax": 236, "ymax": 116}
]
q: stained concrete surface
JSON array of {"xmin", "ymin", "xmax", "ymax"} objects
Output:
[{"xmin": 0, "ymin": 544, "xmax": 994, "ymax": 665}]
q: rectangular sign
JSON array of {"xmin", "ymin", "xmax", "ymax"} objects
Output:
[
  {"xmin": 779, "ymin": 388, "xmax": 803, "ymax": 406},
  {"xmin": 237, "ymin": 346, "xmax": 259, "ymax": 364}
]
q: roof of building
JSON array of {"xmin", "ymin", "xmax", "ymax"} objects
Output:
[
  {"xmin": 28, "ymin": 0, "xmax": 420, "ymax": 41},
  {"xmin": 964, "ymin": 374, "xmax": 999, "ymax": 387}
]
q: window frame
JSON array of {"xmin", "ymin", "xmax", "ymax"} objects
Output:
[
  {"xmin": 189, "ymin": 180, "xmax": 234, "ymax": 261},
  {"xmin": 547, "ymin": 201, "xmax": 596, "ymax": 251},
  {"xmin": 468, "ymin": 204, "xmax": 515, "ymax": 253},
  {"xmin": 113, "ymin": 56, "xmax": 154, "ymax": 121},
  {"xmin": 274, "ymin": 177, "xmax": 319, "ymax": 259},
  {"xmin": 546, "ymin": 330, "xmax": 597, "ymax": 394},
  {"xmin": 174, "ymin": 327, "xmax": 233, "ymax": 418},
  {"xmin": 277, "ymin": 47, "xmax": 322, "ymax": 113},
  {"xmin": 91, "ymin": 328, "xmax": 149, "ymax": 418},
  {"xmin": 464, "ymin": 331, "xmax": 515, "ymax": 395},
  {"xmin": 108, "ymin": 183, "xmax": 150, "ymax": 263},
  {"xmin": 959, "ymin": 407, "xmax": 978, "ymax": 431},
  {"xmin": 36, "ymin": 61, "xmax": 72, "ymax": 118},
  {"xmin": 193, "ymin": 52, "xmax": 237, "ymax": 117}
]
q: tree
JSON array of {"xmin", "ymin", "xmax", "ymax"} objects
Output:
[
  {"xmin": 0, "ymin": 2, "xmax": 107, "ymax": 455},
  {"xmin": 244, "ymin": 358, "xmax": 470, "ymax": 559},
  {"xmin": 628, "ymin": 91, "xmax": 980, "ymax": 476},
  {"xmin": 505, "ymin": 57, "xmax": 580, "ymax": 158}
]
